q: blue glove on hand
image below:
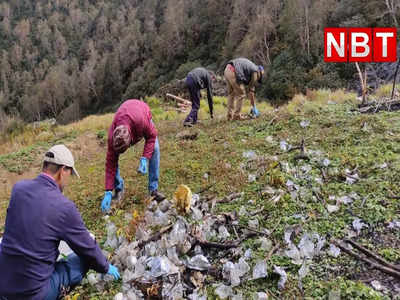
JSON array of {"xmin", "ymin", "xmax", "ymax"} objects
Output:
[
  {"xmin": 107, "ymin": 264, "xmax": 120, "ymax": 280},
  {"xmin": 101, "ymin": 191, "xmax": 112, "ymax": 212},
  {"xmin": 138, "ymin": 157, "xmax": 148, "ymax": 175},
  {"xmin": 250, "ymin": 106, "xmax": 260, "ymax": 117}
]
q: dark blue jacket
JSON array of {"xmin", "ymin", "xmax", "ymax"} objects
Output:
[{"xmin": 0, "ymin": 174, "xmax": 109, "ymax": 300}]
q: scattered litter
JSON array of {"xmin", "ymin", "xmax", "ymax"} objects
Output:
[
  {"xmin": 322, "ymin": 158, "xmax": 331, "ymax": 167},
  {"xmin": 371, "ymin": 280, "xmax": 384, "ymax": 291},
  {"xmin": 265, "ymin": 136, "xmax": 274, "ymax": 143},
  {"xmin": 258, "ymin": 237, "xmax": 273, "ymax": 251},
  {"xmin": 388, "ymin": 220, "xmax": 400, "ymax": 229},
  {"xmin": 252, "ymin": 260, "xmax": 268, "ymax": 279},
  {"xmin": 214, "ymin": 284, "xmax": 233, "ymax": 299},
  {"xmin": 338, "ymin": 195, "xmax": 352, "ymax": 205},
  {"xmin": 243, "ymin": 150, "xmax": 257, "ymax": 160},
  {"xmin": 327, "ymin": 204, "xmax": 339, "ymax": 213},
  {"xmin": 254, "ymin": 292, "xmax": 268, "ymax": 300},
  {"xmin": 248, "ymin": 174, "xmax": 257, "ymax": 182},
  {"xmin": 328, "ymin": 244, "xmax": 341, "ymax": 258},
  {"xmin": 248, "ymin": 219, "xmax": 259, "ymax": 229},
  {"xmin": 218, "ymin": 226, "xmax": 231, "ymax": 239},
  {"xmin": 298, "ymin": 234, "xmax": 315, "ymax": 259},
  {"xmin": 203, "ymin": 173, "xmax": 209, "ymax": 180},
  {"xmin": 300, "ymin": 120, "xmax": 310, "ymax": 128},
  {"xmin": 114, "ymin": 293, "xmax": 124, "ymax": 300},
  {"xmin": 298, "ymin": 260, "xmax": 309, "ymax": 279},
  {"xmin": 352, "ymin": 218, "xmax": 368, "ymax": 234},
  {"xmin": 273, "ymin": 265, "xmax": 287, "ymax": 290},
  {"xmin": 187, "ymin": 255, "xmax": 211, "ymax": 271},
  {"xmin": 244, "ymin": 249, "xmax": 252, "ymax": 260},
  {"xmin": 379, "ymin": 163, "xmax": 388, "ymax": 169},
  {"xmin": 280, "ymin": 140, "xmax": 291, "ymax": 152}
]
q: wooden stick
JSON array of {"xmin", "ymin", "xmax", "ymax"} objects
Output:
[
  {"xmin": 333, "ymin": 240, "xmax": 400, "ymax": 279},
  {"xmin": 344, "ymin": 239, "xmax": 400, "ymax": 272},
  {"xmin": 166, "ymin": 93, "xmax": 191, "ymax": 105},
  {"xmin": 266, "ymin": 242, "xmax": 280, "ymax": 261}
]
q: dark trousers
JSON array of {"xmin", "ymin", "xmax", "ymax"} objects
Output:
[
  {"xmin": 184, "ymin": 75, "xmax": 201, "ymax": 124},
  {"xmin": 44, "ymin": 254, "xmax": 88, "ymax": 300}
]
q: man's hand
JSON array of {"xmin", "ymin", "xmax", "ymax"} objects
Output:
[
  {"xmin": 107, "ymin": 264, "xmax": 121, "ymax": 280},
  {"xmin": 137, "ymin": 157, "xmax": 148, "ymax": 175},
  {"xmin": 101, "ymin": 191, "xmax": 112, "ymax": 212}
]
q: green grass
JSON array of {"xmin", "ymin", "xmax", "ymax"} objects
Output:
[{"xmin": 1, "ymin": 90, "xmax": 399, "ymax": 299}]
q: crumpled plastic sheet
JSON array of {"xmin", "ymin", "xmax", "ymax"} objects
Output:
[
  {"xmin": 243, "ymin": 150, "xmax": 257, "ymax": 160},
  {"xmin": 273, "ymin": 265, "xmax": 287, "ymax": 290},
  {"xmin": 252, "ymin": 260, "xmax": 268, "ymax": 279},
  {"xmin": 214, "ymin": 283, "xmax": 233, "ymax": 299},
  {"xmin": 298, "ymin": 260, "xmax": 309, "ymax": 279},
  {"xmin": 254, "ymin": 292, "xmax": 268, "ymax": 300},
  {"xmin": 328, "ymin": 244, "xmax": 341, "ymax": 258},
  {"xmin": 300, "ymin": 120, "xmax": 310, "ymax": 128},
  {"xmin": 186, "ymin": 255, "xmax": 211, "ymax": 271},
  {"xmin": 352, "ymin": 218, "xmax": 368, "ymax": 234}
]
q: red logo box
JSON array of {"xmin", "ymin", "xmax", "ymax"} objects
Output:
[{"xmin": 324, "ymin": 28, "xmax": 397, "ymax": 62}]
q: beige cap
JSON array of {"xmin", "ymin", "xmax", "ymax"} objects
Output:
[{"xmin": 43, "ymin": 144, "xmax": 80, "ymax": 178}]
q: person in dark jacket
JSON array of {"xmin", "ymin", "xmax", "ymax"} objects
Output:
[
  {"xmin": 101, "ymin": 99, "xmax": 165, "ymax": 213},
  {"xmin": 224, "ymin": 58, "xmax": 264, "ymax": 120},
  {"xmin": 0, "ymin": 145, "xmax": 120, "ymax": 300},
  {"xmin": 183, "ymin": 67, "xmax": 215, "ymax": 127}
]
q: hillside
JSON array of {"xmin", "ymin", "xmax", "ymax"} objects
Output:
[
  {"xmin": 1, "ymin": 0, "xmax": 400, "ymax": 130},
  {"xmin": 0, "ymin": 89, "xmax": 399, "ymax": 299}
]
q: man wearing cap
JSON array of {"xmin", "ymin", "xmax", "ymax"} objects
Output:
[
  {"xmin": 224, "ymin": 57, "xmax": 264, "ymax": 121},
  {"xmin": 183, "ymin": 67, "xmax": 215, "ymax": 127},
  {"xmin": 101, "ymin": 99, "xmax": 165, "ymax": 213},
  {"xmin": 0, "ymin": 145, "xmax": 120, "ymax": 300}
]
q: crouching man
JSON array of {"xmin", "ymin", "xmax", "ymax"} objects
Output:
[{"xmin": 0, "ymin": 145, "xmax": 120, "ymax": 300}]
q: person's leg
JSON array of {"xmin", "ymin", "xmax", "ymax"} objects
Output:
[
  {"xmin": 148, "ymin": 137, "xmax": 160, "ymax": 193},
  {"xmin": 233, "ymin": 83, "xmax": 246, "ymax": 119},
  {"xmin": 44, "ymin": 254, "xmax": 88, "ymax": 300},
  {"xmin": 224, "ymin": 66, "xmax": 235, "ymax": 120},
  {"xmin": 184, "ymin": 77, "xmax": 200, "ymax": 125}
]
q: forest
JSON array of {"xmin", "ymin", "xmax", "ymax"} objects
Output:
[{"xmin": 0, "ymin": 0, "xmax": 399, "ymax": 129}]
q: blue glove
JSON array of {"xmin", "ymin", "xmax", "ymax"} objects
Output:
[
  {"xmin": 101, "ymin": 191, "xmax": 112, "ymax": 212},
  {"xmin": 115, "ymin": 169, "xmax": 124, "ymax": 192},
  {"xmin": 250, "ymin": 106, "xmax": 260, "ymax": 117},
  {"xmin": 107, "ymin": 264, "xmax": 120, "ymax": 280},
  {"xmin": 138, "ymin": 157, "xmax": 148, "ymax": 175}
]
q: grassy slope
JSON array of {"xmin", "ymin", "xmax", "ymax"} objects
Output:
[{"xmin": 0, "ymin": 89, "xmax": 399, "ymax": 299}]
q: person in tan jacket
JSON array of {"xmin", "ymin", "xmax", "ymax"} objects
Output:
[{"xmin": 224, "ymin": 58, "xmax": 264, "ymax": 120}]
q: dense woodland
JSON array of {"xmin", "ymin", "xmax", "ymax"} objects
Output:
[{"xmin": 0, "ymin": 0, "xmax": 399, "ymax": 129}]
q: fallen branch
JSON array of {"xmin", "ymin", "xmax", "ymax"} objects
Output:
[
  {"xmin": 344, "ymin": 239, "xmax": 400, "ymax": 272},
  {"xmin": 332, "ymin": 240, "xmax": 400, "ymax": 279},
  {"xmin": 196, "ymin": 183, "xmax": 215, "ymax": 194},
  {"xmin": 230, "ymin": 224, "xmax": 269, "ymax": 236},
  {"xmin": 266, "ymin": 242, "xmax": 280, "ymax": 261}
]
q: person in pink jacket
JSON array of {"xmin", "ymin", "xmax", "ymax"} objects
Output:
[{"xmin": 101, "ymin": 99, "xmax": 165, "ymax": 212}]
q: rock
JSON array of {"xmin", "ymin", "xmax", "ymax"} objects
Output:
[
  {"xmin": 187, "ymin": 255, "xmax": 211, "ymax": 271},
  {"xmin": 274, "ymin": 265, "xmax": 287, "ymax": 290}
]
